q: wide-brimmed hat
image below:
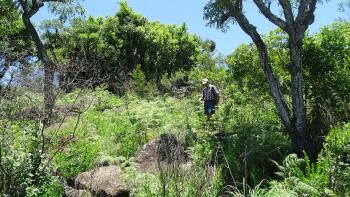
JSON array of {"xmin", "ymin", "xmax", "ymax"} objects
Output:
[{"xmin": 202, "ymin": 78, "xmax": 209, "ymax": 84}]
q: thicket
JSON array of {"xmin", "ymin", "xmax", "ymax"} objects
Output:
[{"xmin": 42, "ymin": 2, "xmax": 201, "ymax": 92}]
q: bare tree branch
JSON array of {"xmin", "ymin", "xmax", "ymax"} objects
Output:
[
  {"xmin": 253, "ymin": 0, "xmax": 288, "ymax": 31},
  {"xmin": 278, "ymin": 0, "xmax": 294, "ymax": 25},
  {"xmin": 296, "ymin": 0, "xmax": 308, "ymax": 22},
  {"xmin": 298, "ymin": 0, "xmax": 317, "ymax": 33}
]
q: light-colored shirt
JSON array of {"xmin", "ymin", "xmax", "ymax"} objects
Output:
[{"xmin": 202, "ymin": 85, "xmax": 219, "ymax": 101}]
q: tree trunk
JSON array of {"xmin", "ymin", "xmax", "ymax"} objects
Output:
[
  {"xmin": 232, "ymin": 10, "xmax": 293, "ymax": 131},
  {"xmin": 229, "ymin": 2, "xmax": 319, "ymax": 160},
  {"xmin": 22, "ymin": 14, "xmax": 55, "ymax": 153},
  {"xmin": 289, "ymin": 42, "xmax": 317, "ymax": 160}
]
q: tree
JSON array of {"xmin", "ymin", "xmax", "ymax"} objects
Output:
[
  {"xmin": 339, "ymin": 0, "xmax": 350, "ymax": 12},
  {"xmin": 0, "ymin": 0, "xmax": 32, "ymax": 83},
  {"xmin": 51, "ymin": 2, "xmax": 200, "ymax": 93},
  {"xmin": 204, "ymin": 0, "xmax": 318, "ymax": 160},
  {"xmin": 303, "ymin": 21, "xmax": 350, "ymax": 141},
  {"xmin": 14, "ymin": 0, "xmax": 83, "ymax": 153}
]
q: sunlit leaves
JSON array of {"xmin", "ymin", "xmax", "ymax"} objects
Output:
[
  {"xmin": 51, "ymin": 2, "xmax": 200, "ymax": 90},
  {"xmin": 46, "ymin": 0, "xmax": 85, "ymax": 22}
]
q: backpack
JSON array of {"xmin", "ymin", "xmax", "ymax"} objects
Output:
[{"xmin": 211, "ymin": 85, "xmax": 220, "ymax": 105}]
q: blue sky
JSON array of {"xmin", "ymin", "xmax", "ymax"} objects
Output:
[{"xmin": 32, "ymin": 0, "xmax": 349, "ymax": 55}]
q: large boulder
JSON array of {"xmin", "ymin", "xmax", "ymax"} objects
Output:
[
  {"xmin": 65, "ymin": 134, "xmax": 187, "ymax": 196},
  {"xmin": 134, "ymin": 134, "xmax": 187, "ymax": 172},
  {"xmin": 74, "ymin": 166, "xmax": 130, "ymax": 197}
]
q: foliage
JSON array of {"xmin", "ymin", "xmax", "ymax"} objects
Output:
[
  {"xmin": 160, "ymin": 70, "xmax": 187, "ymax": 93},
  {"xmin": 122, "ymin": 159, "xmax": 222, "ymax": 197},
  {"xmin": 1, "ymin": 1, "xmax": 350, "ymax": 196},
  {"xmin": 323, "ymin": 123, "xmax": 350, "ymax": 195},
  {"xmin": 0, "ymin": 0, "xmax": 33, "ymax": 83},
  {"xmin": 226, "ymin": 44, "xmax": 267, "ymax": 97},
  {"xmin": 49, "ymin": 1, "xmax": 201, "ymax": 92},
  {"xmin": 52, "ymin": 129, "xmax": 100, "ymax": 179},
  {"xmin": 50, "ymin": 87, "xmax": 202, "ymax": 177},
  {"xmin": 304, "ymin": 21, "xmax": 350, "ymax": 125},
  {"xmin": 205, "ymin": 0, "xmax": 323, "ymax": 160},
  {"xmin": 339, "ymin": 0, "xmax": 350, "ymax": 12},
  {"xmin": 0, "ymin": 121, "xmax": 64, "ymax": 196},
  {"xmin": 260, "ymin": 123, "xmax": 350, "ymax": 196},
  {"xmin": 2, "ymin": 77, "xmax": 349, "ymax": 196},
  {"xmin": 0, "ymin": 0, "xmax": 22, "ymax": 36},
  {"xmin": 46, "ymin": 0, "xmax": 85, "ymax": 22},
  {"xmin": 225, "ymin": 20, "xmax": 350, "ymax": 159},
  {"xmin": 211, "ymin": 99, "xmax": 291, "ymax": 191},
  {"xmin": 188, "ymin": 65, "xmax": 228, "ymax": 94},
  {"xmin": 226, "ymin": 28, "xmax": 291, "ymax": 100},
  {"xmin": 130, "ymin": 64, "xmax": 157, "ymax": 98},
  {"xmin": 92, "ymin": 85, "xmax": 124, "ymax": 111}
]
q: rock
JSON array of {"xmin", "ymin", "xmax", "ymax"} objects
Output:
[
  {"xmin": 66, "ymin": 134, "xmax": 187, "ymax": 196},
  {"xmin": 64, "ymin": 184, "xmax": 92, "ymax": 197},
  {"xmin": 74, "ymin": 166, "xmax": 130, "ymax": 197},
  {"xmin": 134, "ymin": 134, "xmax": 187, "ymax": 172}
]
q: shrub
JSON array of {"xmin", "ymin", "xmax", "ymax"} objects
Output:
[
  {"xmin": 130, "ymin": 64, "xmax": 157, "ymax": 98},
  {"xmin": 0, "ymin": 122, "xmax": 64, "ymax": 196},
  {"xmin": 211, "ymin": 99, "xmax": 292, "ymax": 190},
  {"xmin": 262, "ymin": 123, "xmax": 350, "ymax": 196},
  {"xmin": 323, "ymin": 123, "xmax": 350, "ymax": 195},
  {"xmin": 122, "ymin": 161, "xmax": 222, "ymax": 196}
]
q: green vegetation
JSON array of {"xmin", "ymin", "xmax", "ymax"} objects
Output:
[{"xmin": 1, "ymin": 1, "xmax": 349, "ymax": 196}]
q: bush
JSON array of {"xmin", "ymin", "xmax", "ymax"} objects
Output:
[
  {"xmin": 0, "ymin": 122, "xmax": 64, "ymax": 196},
  {"xmin": 53, "ymin": 134, "xmax": 100, "ymax": 179},
  {"xmin": 211, "ymin": 99, "xmax": 292, "ymax": 190},
  {"xmin": 323, "ymin": 123, "xmax": 350, "ymax": 195},
  {"xmin": 160, "ymin": 70, "xmax": 196, "ymax": 96},
  {"xmin": 261, "ymin": 123, "xmax": 350, "ymax": 196},
  {"xmin": 130, "ymin": 64, "xmax": 157, "ymax": 98},
  {"xmin": 122, "ymin": 161, "xmax": 222, "ymax": 196}
]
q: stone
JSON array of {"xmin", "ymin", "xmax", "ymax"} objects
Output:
[{"xmin": 74, "ymin": 166, "xmax": 129, "ymax": 197}]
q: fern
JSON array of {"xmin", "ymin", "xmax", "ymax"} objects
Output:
[
  {"xmin": 270, "ymin": 154, "xmax": 321, "ymax": 196},
  {"xmin": 271, "ymin": 154, "xmax": 304, "ymax": 179}
]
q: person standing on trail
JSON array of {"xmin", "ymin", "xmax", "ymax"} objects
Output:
[{"xmin": 200, "ymin": 78, "xmax": 219, "ymax": 121}]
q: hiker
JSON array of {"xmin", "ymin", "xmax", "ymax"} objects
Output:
[{"xmin": 200, "ymin": 78, "xmax": 219, "ymax": 121}]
